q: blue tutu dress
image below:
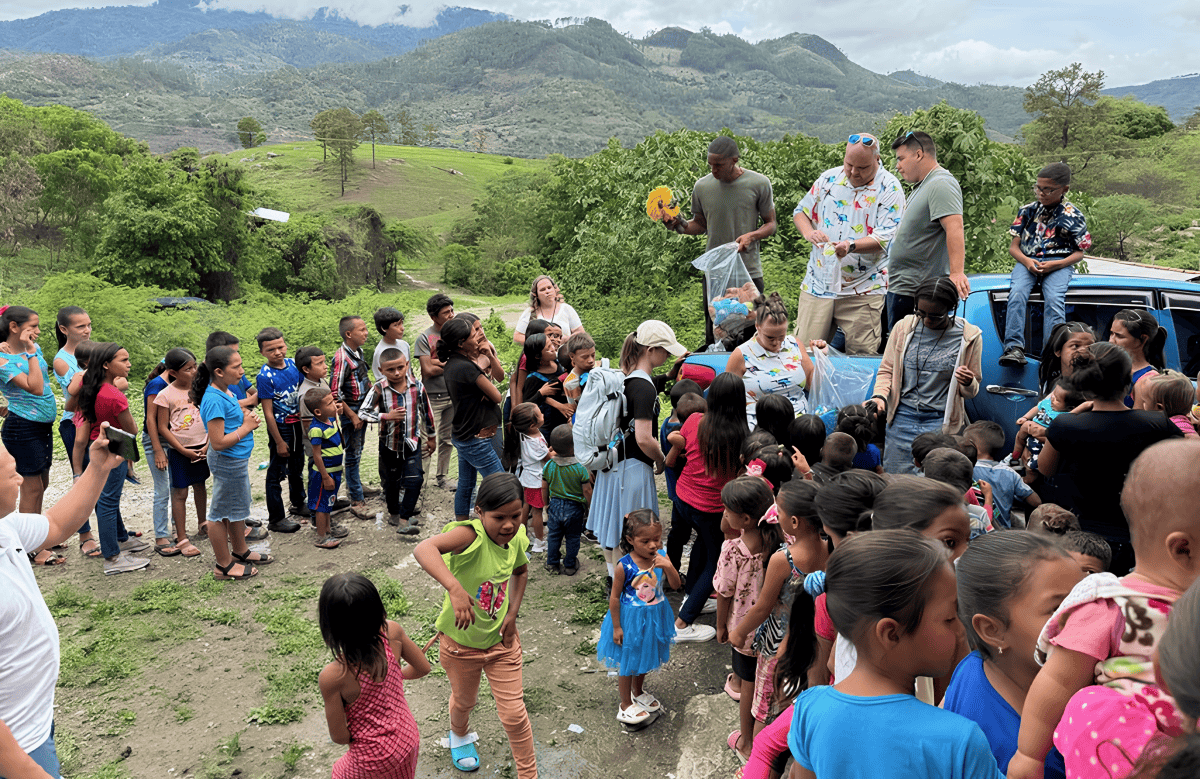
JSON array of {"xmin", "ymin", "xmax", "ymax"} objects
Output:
[{"xmin": 596, "ymin": 553, "xmax": 676, "ymax": 676}]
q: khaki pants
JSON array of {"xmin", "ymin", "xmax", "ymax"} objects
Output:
[
  {"xmin": 440, "ymin": 633, "xmax": 537, "ymax": 778},
  {"xmin": 793, "ymin": 292, "xmax": 885, "ymax": 355},
  {"xmin": 426, "ymin": 393, "xmax": 454, "ymax": 481}
]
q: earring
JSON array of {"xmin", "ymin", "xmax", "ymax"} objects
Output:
[{"xmin": 998, "ymin": 646, "xmax": 1005, "ymax": 655}]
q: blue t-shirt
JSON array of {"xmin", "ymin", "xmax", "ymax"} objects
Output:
[
  {"xmin": 229, "ymin": 375, "xmax": 253, "ymax": 402},
  {"xmin": 973, "ymin": 460, "xmax": 1034, "ymax": 529},
  {"xmin": 0, "ymin": 346, "xmax": 57, "ymax": 423},
  {"xmin": 256, "ymin": 359, "xmax": 301, "ymax": 425},
  {"xmin": 143, "ymin": 374, "xmax": 168, "ymax": 425},
  {"xmin": 789, "ymin": 686, "xmax": 1003, "ymax": 779},
  {"xmin": 200, "ymin": 385, "xmax": 253, "ymax": 460},
  {"xmin": 852, "ymin": 442, "xmax": 881, "ymax": 471},
  {"xmin": 54, "ymin": 348, "xmax": 80, "ymax": 421},
  {"xmin": 659, "ymin": 418, "xmax": 682, "ymax": 501},
  {"xmin": 943, "ymin": 652, "xmax": 1066, "ymax": 779}
]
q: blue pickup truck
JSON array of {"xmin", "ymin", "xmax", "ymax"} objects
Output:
[{"xmin": 682, "ymin": 272, "xmax": 1200, "ymax": 450}]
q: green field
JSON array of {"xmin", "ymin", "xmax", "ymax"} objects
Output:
[{"xmin": 220, "ymin": 141, "xmax": 545, "ymax": 236}]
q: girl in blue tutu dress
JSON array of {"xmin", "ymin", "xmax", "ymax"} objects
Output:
[{"xmin": 597, "ymin": 509, "xmax": 682, "ymax": 727}]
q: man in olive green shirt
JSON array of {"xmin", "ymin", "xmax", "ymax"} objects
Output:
[{"xmin": 664, "ymin": 136, "xmax": 777, "ymax": 344}]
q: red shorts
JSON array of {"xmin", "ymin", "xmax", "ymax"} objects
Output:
[{"xmin": 523, "ymin": 487, "xmax": 545, "ymax": 509}]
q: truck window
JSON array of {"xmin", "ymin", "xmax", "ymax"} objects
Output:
[
  {"xmin": 990, "ymin": 289, "xmax": 1153, "ymax": 361},
  {"xmin": 1161, "ymin": 291, "xmax": 1200, "ymax": 378}
]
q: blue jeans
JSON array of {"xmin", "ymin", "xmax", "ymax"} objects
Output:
[
  {"xmin": 9, "ymin": 722, "xmax": 62, "ymax": 779},
  {"xmin": 883, "ymin": 403, "xmax": 946, "ymax": 475},
  {"xmin": 265, "ymin": 421, "xmax": 305, "ymax": 521},
  {"xmin": 62, "ymin": 420, "xmax": 89, "ymax": 534},
  {"xmin": 546, "ymin": 497, "xmax": 586, "ymax": 568},
  {"xmin": 96, "ymin": 460, "xmax": 130, "ymax": 559},
  {"xmin": 142, "ymin": 430, "xmax": 170, "ymax": 539},
  {"xmin": 886, "ymin": 292, "xmax": 915, "ymax": 332},
  {"xmin": 1003, "ymin": 262, "xmax": 1074, "ymax": 351},
  {"xmin": 451, "ymin": 434, "xmax": 503, "ymax": 517},
  {"xmin": 340, "ymin": 408, "xmax": 366, "ymax": 502},
  {"xmin": 380, "ymin": 445, "xmax": 424, "ymax": 518},
  {"xmin": 677, "ymin": 499, "xmax": 724, "ymax": 625}
]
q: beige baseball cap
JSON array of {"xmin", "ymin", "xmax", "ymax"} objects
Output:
[{"xmin": 636, "ymin": 320, "xmax": 687, "ymax": 356}]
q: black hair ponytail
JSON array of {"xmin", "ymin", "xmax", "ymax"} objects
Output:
[
  {"xmin": 78, "ymin": 342, "xmax": 121, "ymax": 424},
  {"xmin": 191, "ymin": 346, "xmax": 235, "ymax": 406},
  {"xmin": 435, "ymin": 318, "xmax": 473, "ymax": 363},
  {"xmin": 55, "ymin": 306, "xmax": 86, "ymax": 350}
]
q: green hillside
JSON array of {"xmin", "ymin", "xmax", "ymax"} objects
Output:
[
  {"xmin": 0, "ymin": 18, "xmax": 1028, "ymax": 157},
  {"xmin": 227, "ymin": 141, "xmax": 544, "ymax": 234}
]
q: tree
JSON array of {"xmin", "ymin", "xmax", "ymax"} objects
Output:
[
  {"xmin": 1023, "ymin": 63, "xmax": 1105, "ymax": 150},
  {"xmin": 359, "ymin": 110, "xmax": 390, "ymax": 169},
  {"xmin": 324, "ymin": 108, "xmax": 362, "ymax": 196},
  {"xmin": 311, "ymin": 109, "xmax": 336, "ymax": 161},
  {"xmin": 395, "ymin": 109, "xmax": 420, "ymax": 146},
  {"xmin": 473, "ymin": 128, "xmax": 487, "ymax": 153},
  {"xmin": 236, "ymin": 116, "xmax": 266, "ymax": 149},
  {"xmin": 1089, "ymin": 194, "xmax": 1151, "ymax": 261},
  {"xmin": 422, "ymin": 122, "xmax": 439, "ymax": 147}
]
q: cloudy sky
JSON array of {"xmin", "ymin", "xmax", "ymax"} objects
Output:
[{"xmin": 3, "ymin": 0, "xmax": 1197, "ymax": 88}]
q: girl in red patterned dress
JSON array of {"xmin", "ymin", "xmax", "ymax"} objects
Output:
[{"xmin": 319, "ymin": 572, "xmax": 431, "ymax": 779}]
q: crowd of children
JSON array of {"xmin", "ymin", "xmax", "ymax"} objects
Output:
[{"xmin": 5, "ymin": 290, "xmax": 1200, "ymax": 779}]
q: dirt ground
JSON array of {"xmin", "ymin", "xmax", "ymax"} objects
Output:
[{"xmin": 32, "ymin": 435, "xmax": 743, "ymax": 779}]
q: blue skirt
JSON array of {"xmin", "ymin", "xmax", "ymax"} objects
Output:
[
  {"xmin": 596, "ymin": 599, "xmax": 675, "ymax": 677},
  {"xmin": 587, "ymin": 458, "xmax": 657, "ymax": 549}
]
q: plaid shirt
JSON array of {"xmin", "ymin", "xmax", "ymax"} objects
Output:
[
  {"xmin": 332, "ymin": 343, "xmax": 370, "ymax": 407},
  {"xmin": 358, "ymin": 378, "xmax": 435, "ymax": 453}
]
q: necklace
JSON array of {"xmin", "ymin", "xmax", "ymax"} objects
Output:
[
  {"xmin": 913, "ymin": 321, "xmax": 949, "ymax": 376},
  {"xmin": 536, "ymin": 298, "xmax": 559, "ymax": 323}
]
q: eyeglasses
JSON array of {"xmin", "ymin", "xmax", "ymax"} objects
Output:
[
  {"xmin": 848, "ymin": 134, "xmax": 876, "ymax": 147},
  {"xmin": 915, "ymin": 308, "xmax": 950, "ymax": 324},
  {"xmin": 1033, "ymin": 184, "xmax": 1064, "ymax": 195}
]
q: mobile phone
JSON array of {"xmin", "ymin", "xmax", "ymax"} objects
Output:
[{"xmin": 105, "ymin": 426, "xmax": 142, "ymax": 463}]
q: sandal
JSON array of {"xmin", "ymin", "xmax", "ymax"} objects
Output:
[
  {"xmin": 80, "ymin": 539, "xmax": 101, "ymax": 558},
  {"xmin": 28, "ymin": 550, "xmax": 66, "ymax": 566},
  {"xmin": 724, "ymin": 672, "xmax": 742, "ymax": 702},
  {"xmin": 232, "ymin": 549, "xmax": 274, "ymax": 566},
  {"xmin": 155, "ymin": 540, "xmax": 182, "ymax": 557},
  {"xmin": 727, "ymin": 730, "xmax": 750, "ymax": 764},
  {"xmin": 616, "ymin": 702, "xmax": 650, "ymax": 725},
  {"xmin": 175, "ymin": 538, "xmax": 201, "ymax": 558},
  {"xmin": 314, "ymin": 535, "xmax": 342, "ymax": 549},
  {"xmin": 213, "ymin": 560, "xmax": 257, "ymax": 580},
  {"xmin": 633, "ymin": 691, "xmax": 661, "ymax": 713},
  {"xmin": 448, "ymin": 733, "xmax": 480, "ymax": 773}
]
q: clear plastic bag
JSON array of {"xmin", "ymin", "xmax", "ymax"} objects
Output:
[
  {"xmin": 692, "ymin": 242, "xmax": 752, "ymax": 302},
  {"xmin": 808, "ymin": 347, "xmax": 877, "ymax": 421}
]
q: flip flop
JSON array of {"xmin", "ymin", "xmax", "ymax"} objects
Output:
[
  {"xmin": 728, "ymin": 730, "xmax": 749, "ymax": 764},
  {"xmin": 80, "ymin": 539, "xmax": 101, "ymax": 558},
  {"xmin": 175, "ymin": 538, "xmax": 201, "ymax": 558},
  {"xmin": 724, "ymin": 673, "xmax": 742, "ymax": 702},
  {"xmin": 448, "ymin": 733, "xmax": 480, "ymax": 773},
  {"xmin": 155, "ymin": 540, "xmax": 182, "ymax": 557},
  {"xmin": 28, "ymin": 550, "xmax": 66, "ymax": 566}
]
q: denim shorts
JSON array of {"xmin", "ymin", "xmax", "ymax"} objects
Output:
[
  {"xmin": 208, "ymin": 451, "xmax": 251, "ymax": 522},
  {"xmin": 2, "ymin": 414, "xmax": 54, "ymax": 475}
]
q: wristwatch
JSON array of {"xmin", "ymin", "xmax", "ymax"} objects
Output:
[{"xmin": 848, "ymin": 241, "xmax": 858, "ymax": 254}]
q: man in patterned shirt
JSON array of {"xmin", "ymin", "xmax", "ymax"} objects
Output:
[
  {"xmin": 999, "ymin": 163, "xmax": 1093, "ymax": 367},
  {"xmin": 358, "ymin": 349, "xmax": 435, "ymax": 536},
  {"xmin": 793, "ymin": 133, "xmax": 906, "ymax": 354}
]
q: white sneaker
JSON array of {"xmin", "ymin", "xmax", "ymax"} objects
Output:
[
  {"xmin": 674, "ymin": 623, "xmax": 716, "ymax": 643},
  {"xmin": 119, "ymin": 537, "xmax": 150, "ymax": 553},
  {"xmin": 104, "ymin": 553, "xmax": 150, "ymax": 575},
  {"xmin": 701, "ymin": 597, "xmax": 717, "ymax": 614}
]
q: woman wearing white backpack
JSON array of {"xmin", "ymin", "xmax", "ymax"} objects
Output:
[{"xmin": 585, "ymin": 321, "xmax": 688, "ymax": 583}]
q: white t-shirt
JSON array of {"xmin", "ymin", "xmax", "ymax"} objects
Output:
[
  {"xmin": 516, "ymin": 433, "xmax": 549, "ymax": 489},
  {"xmin": 514, "ymin": 304, "xmax": 582, "ymax": 338},
  {"xmin": 0, "ymin": 512, "xmax": 59, "ymax": 751},
  {"xmin": 371, "ymin": 338, "xmax": 412, "ymax": 383}
]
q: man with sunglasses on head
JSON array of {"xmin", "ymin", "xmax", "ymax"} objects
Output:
[
  {"xmin": 663, "ymin": 136, "xmax": 777, "ymax": 345},
  {"xmin": 792, "ymin": 133, "xmax": 906, "ymax": 354},
  {"xmin": 886, "ymin": 131, "xmax": 967, "ymax": 331},
  {"xmin": 998, "ymin": 163, "xmax": 1092, "ymax": 367}
]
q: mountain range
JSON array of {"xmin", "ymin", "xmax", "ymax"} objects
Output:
[{"xmin": 0, "ymin": 2, "xmax": 1192, "ymax": 156}]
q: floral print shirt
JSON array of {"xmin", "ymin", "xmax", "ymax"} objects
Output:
[{"xmin": 1010, "ymin": 199, "xmax": 1092, "ymax": 259}]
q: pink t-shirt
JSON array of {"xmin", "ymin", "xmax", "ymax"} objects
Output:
[
  {"xmin": 713, "ymin": 535, "xmax": 765, "ymax": 655},
  {"xmin": 814, "ymin": 593, "xmax": 835, "ymax": 642},
  {"xmin": 88, "ymin": 383, "xmax": 129, "ymax": 441},
  {"xmin": 674, "ymin": 413, "xmax": 732, "ymax": 513},
  {"xmin": 1049, "ymin": 577, "xmax": 1178, "ymax": 661},
  {"xmin": 154, "ymin": 382, "xmax": 207, "ymax": 449}
]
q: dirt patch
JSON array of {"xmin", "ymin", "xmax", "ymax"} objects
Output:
[{"xmin": 34, "ymin": 447, "xmax": 743, "ymax": 778}]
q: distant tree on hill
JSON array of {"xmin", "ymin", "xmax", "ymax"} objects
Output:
[
  {"xmin": 360, "ymin": 110, "xmax": 390, "ymax": 169},
  {"xmin": 236, "ymin": 116, "xmax": 266, "ymax": 148},
  {"xmin": 1185, "ymin": 107, "xmax": 1200, "ymax": 133},
  {"xmin": 315, "ymin": 108, "xmax": 362, "ymax": 196},
  {"xmin": 396, "ymin": 109, "xmax": 420, "ymax": 145},
  {"xmin": 1089, "ymin": 195, "xmax": 1151, "ymax": 261},
  {"xmin": 473, "ymin": 128, "xmax": 487, "ymax": 153},
  {"xmin": 1023, "ymin": 63, "xmax": 1105, "ymax": 151},
  {"xmin": 311, "ymin": 109, "xmax": 336, "ymax": 161},
  {"xmin": 422, "ymin": 122, "xmax": 439, "ymax": 147}
]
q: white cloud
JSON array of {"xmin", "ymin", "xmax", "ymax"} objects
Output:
[{"xmin": 910, "ymin": 39, "xmax": 1066, "ymax": 86}]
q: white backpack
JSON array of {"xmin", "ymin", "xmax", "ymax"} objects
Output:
[{"xmin": 572, "ymin": 367, "xmax": 650, "ymax": 472}]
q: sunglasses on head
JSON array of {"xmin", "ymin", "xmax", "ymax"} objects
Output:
[
  {"xmin": 848, "ymin": 134, "xmax": 876, "ymax": 147},
  {"xmin": 897, "ymin": 130, "xmax": 927, "ymax": 154}
]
